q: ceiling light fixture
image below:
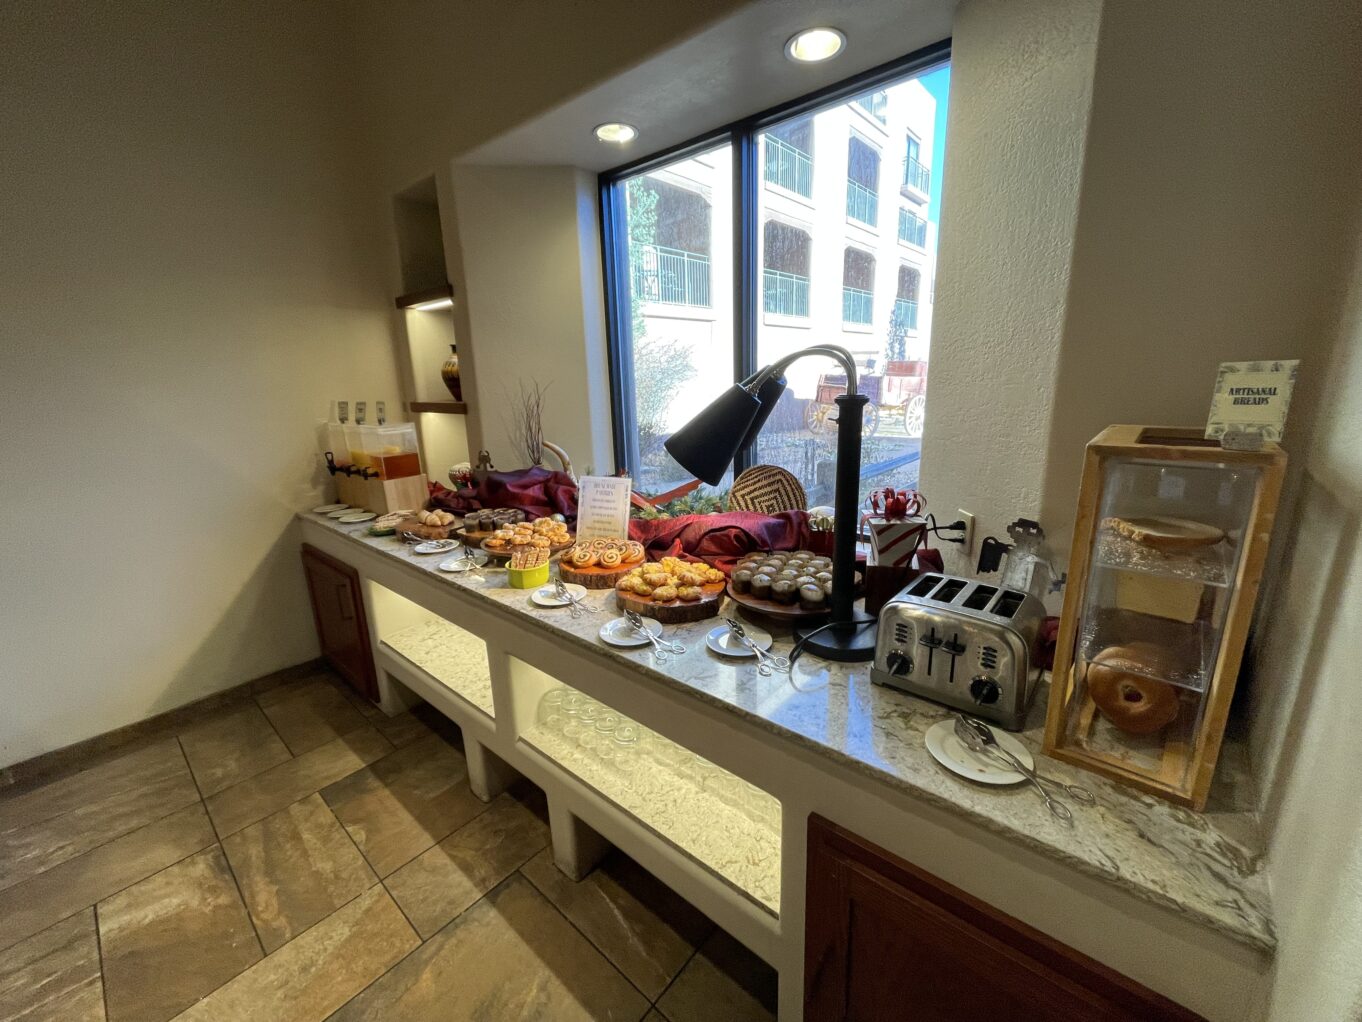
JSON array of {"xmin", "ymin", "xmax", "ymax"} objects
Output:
[
  {"xmin": 784, "ymin": 27, "xmax": 846, "ymax": 63},
  {"xmin": 593, "ymin": 122, "xmax": 639, "ymax": 144}
]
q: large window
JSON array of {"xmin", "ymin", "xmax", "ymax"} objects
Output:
[{"xmin": 603, "ymin": 45, "xmax": 949, "ymax": 505}]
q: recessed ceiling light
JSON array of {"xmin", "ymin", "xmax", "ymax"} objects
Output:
[
  {"xmin": 594, "ymin": 122, "xmax": 639, "ymax": 144},
  {"xmin": 785, "ymin": 27, "xmax": 846, "ymax": 63}
]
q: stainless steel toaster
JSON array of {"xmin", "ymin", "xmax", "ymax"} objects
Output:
[{"xmin": 871, "ymin": 573, "xmax": 1047, "ymax": 731}]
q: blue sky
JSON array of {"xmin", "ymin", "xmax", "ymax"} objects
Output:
[{"xmin": 919, "ymin": 65, "xmax": 951, "ymax": 223}]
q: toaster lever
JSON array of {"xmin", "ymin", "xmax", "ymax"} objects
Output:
[
  {"xmin": 942, "ymin": 633, "xmax": 965, "ymax": 684},
  {"xmin": 918, "ymin": 628, "xmax": 943, "ymax": 673}
]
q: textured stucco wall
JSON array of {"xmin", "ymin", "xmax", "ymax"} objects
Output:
[
  {"xmin": 918, "ymin": 0, "xmax": 1104, "ymax": 577},
  {"xmin": 1247, "ymin": 218, "xmax": 1362, "ymax": 1022}
]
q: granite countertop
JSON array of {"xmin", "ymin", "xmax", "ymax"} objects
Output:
[{"xmin": 301, "ymin": 513, "xmax": 1275, "ymax": 954}]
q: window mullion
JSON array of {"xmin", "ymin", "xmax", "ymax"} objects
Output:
[{"xmin": 733, "ymin": 127, "xmax": 759, "ymax": 475}]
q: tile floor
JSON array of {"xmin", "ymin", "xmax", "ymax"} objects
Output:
[{"xmin": 0, "ymin": 671, "xmax": 778, "ymax": 1021}]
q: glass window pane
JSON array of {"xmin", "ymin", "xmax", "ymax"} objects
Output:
[
  {"xmin": 755, "ymin": 63, "xmax": 948, "ymax": 509},
  {"xmin": 617, "ymin": 145, "xmax": 734, "ymax": 497}
]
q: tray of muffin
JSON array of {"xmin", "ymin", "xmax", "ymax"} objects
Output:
[{"xmin": 727, "ymin": 550, "xmax": 836, "ymax": 620}]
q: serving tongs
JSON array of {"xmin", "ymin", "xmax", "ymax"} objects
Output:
[
  {"xmin": 552, "ymin": 577, "xmax": 588, "ymax": 619},
  {"xmin": 722, "ymin": 617, "xmax": 790, "ymax": 676},
  {"xmin": 623, "ymin": 608, "xmax": 685, "ymax": 663},
  {"xmin": 952, "ymin": 715, "xmax": 1095, "ymax": 823}
]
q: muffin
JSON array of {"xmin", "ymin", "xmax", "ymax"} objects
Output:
[
  {"xmin": 799, "ymin": 583, "xmax": 826, "ymax": 610},
  {"xmin": 777, "ymin": 568, "xmax": 800, "ymax": 581},
  {"xmin": 794, "ymin": 549, "xmax": 815, "ymax": 559},
  {"xmin": 822, "ymin": 579, "xmax": 834, "ymax": 596},
  {"xmin": 815, "ymin": 570, "xmax": 834, "ymax": 585},
  {"xmin": 771, "ymin": 580, "xmax": 798, "ymax": 605},
  {"xmin": 751, "ymin": 573, "xmax": 774, "ymax": 599},
  {"xmin": 794, "ymin": 574, "xmax": 817, "ymax": 589},
  {"xmin": 732, "ymin": 569, "xmax": 754, "ymax": 594}
]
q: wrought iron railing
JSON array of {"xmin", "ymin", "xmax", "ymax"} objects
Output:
[
  {"xmin": 763, "ymin": 268, "xmax": 810, "ymax": 317},
  {"xmin": 898, "ymin": 208, "xmax": 927, "ymax": 247},
  {"xmin": 843, "ymin": 286, "xmax": 874, "ymax": 324},
  {"xmin": 894, "ymin": 298, "xmax": 919, "ymax": 330},
  {"xmin": 846, "ymin": 179, "xmax": 879, "ymax": 226},
  {"xmin": 764, "ymin": 136, "xmax": 813, "ymax": 197},
  {"xmin": 903, "ymin": 157, "xmax": 931, "ymax": 195},
  {"xmin": 632, "ymin": 245, "xmax": 711, "ymax": 307}
]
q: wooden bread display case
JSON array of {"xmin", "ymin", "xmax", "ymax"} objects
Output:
[{"xmin": 1043, "ymin": 426, "xmax": 1285, "ymax": 810}]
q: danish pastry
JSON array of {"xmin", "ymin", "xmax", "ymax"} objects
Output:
[{"xmin": 599, "ymin": 547, "xmax": 623, "ymax": 567}]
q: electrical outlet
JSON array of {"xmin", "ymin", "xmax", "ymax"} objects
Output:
[{"xmin": 958, "ymin": 509, "xmax": 975, "ymax": 558}]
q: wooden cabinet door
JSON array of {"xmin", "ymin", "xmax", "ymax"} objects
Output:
[
  {"xmin": 300, "ymin": 544, "xmax": 377, "ymax": 702},
  {"xmin": 805, "ymin": 815, "xmax": 1203, "ymax": 1022}
]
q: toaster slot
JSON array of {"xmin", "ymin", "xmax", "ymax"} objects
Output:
[
  {"xmin": 991, "ymin": 590, "xmax": 1027, "ymax": 619},
  {"xmin": 962, "ymin": 584, "xmax": 998, "ymax": 611},
  {"xmin": 933, "ymin": 578, "xmax": 968, "ymax": 604},
  {"xmin": 907, "ymin": 575, "xmax": 941, "ymax": 598}
]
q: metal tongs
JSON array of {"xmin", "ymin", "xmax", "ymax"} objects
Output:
[
  {"xmin": 952, "ymin": 715, "xmax": 1095, "ymax": 824},
  {"xmin": 722, "ymin": 617, "xmax": 790, "ymax": 676},
  {"xmin": 552, "ymin": 577, "xmax": 588, "ymax": 619},
  {"xmin": 623, "ymin": 608, "xmax": 685, "ymax": 662}
]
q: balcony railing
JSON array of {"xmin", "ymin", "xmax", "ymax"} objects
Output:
[
  {"xmin": 903, "ymin": 156, "xmax": 931, "ymax": 196},
  {"xmin": 893, "ymin": 298, "xmax": 919, "ymax": 330},
  {"xmin": 846, "ymin": 179, "xmax": 879, "ymax": 226},
  {"xmin": 632, "ymin": 244, "xmax": 711, "ymax": 308},
  {"xmin": 842, "ymin": 286, "xmax": 874, "ymax": 325},
  {"xmin": 764, "ymin": 136, "xmax": 813, "ymax": 197},
  {"xmin": 854, "ymin": 91, "xmax": 888, "ymax": 123},
  {"xmin": 898, "ymin": 208, "xmax": 927, "ymax": 247},
  {"xmin": 763, "ymin": 268, "xmax": 810, "ymax": 317}
]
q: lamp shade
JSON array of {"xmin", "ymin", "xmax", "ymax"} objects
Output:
[
  {"xmin": 663, "ymin": 384, "xmax": 761, "ymax": 485},
  {"xmin": 737, "ymin": 373, "xmax": 787, "ymax": 452}
]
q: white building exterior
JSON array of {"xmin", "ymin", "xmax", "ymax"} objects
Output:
[{"xmin": 632, "ymin": 80, "xmax": 938, "ymax": 433}]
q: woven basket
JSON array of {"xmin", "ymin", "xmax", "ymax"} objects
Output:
[{"xmin": 728, "ymin": 465, "xmax": 808, "ymax": 515}]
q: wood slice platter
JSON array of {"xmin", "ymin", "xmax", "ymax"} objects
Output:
[
  {"xmin": 479, "ymin": 538, "xmax": 575, "ymax": 562},
  {"xmin": 615, "ymin": 581, "xmax": 726, "ymax": 623},
  {"xmin": 725, "ymin": 582, "xmax": 832, "ymax": 622},
  {"xmin": 558, "ymin": 561, "xmax": 634, "ymax": 590}
]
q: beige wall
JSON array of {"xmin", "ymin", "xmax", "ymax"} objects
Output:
[
  {"xmin": 919, "ymin": 0, "xmax": 1104, "ymax": 578},
  {"xmin": 1039, "ymin": 0, "xmax": 1362, "ymax": 559},
  {"xmin": 1247, "ymin": 217, "xmax": 1362, "ymax": 1022},
  {"xmin": 446, "ymin": 166, "xmax": 615, "ymax": 475},
  {"xmin": 0, "ymin": 1, "xmax": 402, "ymax": 767}
]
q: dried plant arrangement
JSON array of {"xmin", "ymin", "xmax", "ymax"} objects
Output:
[{"xmin": 503, "ymin": 380, "xmax": 550, "ymax": 467}]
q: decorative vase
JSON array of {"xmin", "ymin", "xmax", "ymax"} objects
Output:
[{"xmin": 441, "ymin": 345, "xmax": 463, "ymax": 401}]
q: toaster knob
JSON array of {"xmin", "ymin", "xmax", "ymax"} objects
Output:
[
  {"xmin": 970, "ymin": 676, "xmax": 1001, "ymax": 705},
  {"xmin": 885, "ymin": 650, "xmax": 913, "ymax": 677}
]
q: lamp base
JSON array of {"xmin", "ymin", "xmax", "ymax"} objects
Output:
[{"xmin": 796, "ymin": 608, "xmax": 878, "ymax": 663}]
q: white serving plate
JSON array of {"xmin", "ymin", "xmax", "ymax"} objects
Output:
[{"xmin": 925, "ymin": 719, "xmax": 1035, "ymax": 786}]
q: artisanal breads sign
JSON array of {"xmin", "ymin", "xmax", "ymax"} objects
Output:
[{"xmin": 1205, "ymin": 360, "xmax": 1299, "ymax": 446}]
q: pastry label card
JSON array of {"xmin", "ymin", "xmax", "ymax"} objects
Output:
[
  {"xmin": 575, "ymin": 475, "xmax": 632, "ymax": 541},
  {"xmin": 1205, "ymin": 360, "xmax": 1299, "ymax": 445}
]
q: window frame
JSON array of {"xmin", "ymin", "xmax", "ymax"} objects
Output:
[{"xmin": 599, "ymin": 38, "xmax": 950, "ymax": 478}]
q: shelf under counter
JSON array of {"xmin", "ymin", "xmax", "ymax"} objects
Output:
[
  {"xmin": 520, "ymin": 721, "xmax": 781, "ymax": 917},
  {"xmin": 380, "ymin": 619, "xmax": 495, "ymax": 718}
]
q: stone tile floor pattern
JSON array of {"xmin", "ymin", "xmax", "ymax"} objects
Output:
[{"xmin": 0, "ymin": 671, "xmax": 778, "ymax": 1021}]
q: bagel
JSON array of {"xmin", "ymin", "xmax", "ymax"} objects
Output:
[{"xmin": 1086, "ymin": 643, "xmax": 1181, "ymax": 735}]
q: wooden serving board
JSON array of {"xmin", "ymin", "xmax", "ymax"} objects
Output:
[
  {"xmin": 479, "ymin": 538, "xmax": 575, "ymax": 562},
  {"xmin": 615, "ymin": 581, "xmax": 726, "ymax": 623},
  {"xmin": 726, "ymin": 582, "xmax": 832, "ymax": 622},
  {"xmin": 558, "ymin": 561, "xmax": 636, "ymax": 590}
]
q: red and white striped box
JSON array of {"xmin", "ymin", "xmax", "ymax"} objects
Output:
[{"xmin": 867, "ymin": 517, "xmax": 927, "ymax": 567}]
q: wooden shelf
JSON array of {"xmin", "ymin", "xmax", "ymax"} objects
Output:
[
  {"xmin": 394, "ymin": 284, "xmax": 454, "ymax": 310},
  {"xmin": 408, "ymin": 400, "xmax": 467, "ymax": 415}
]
